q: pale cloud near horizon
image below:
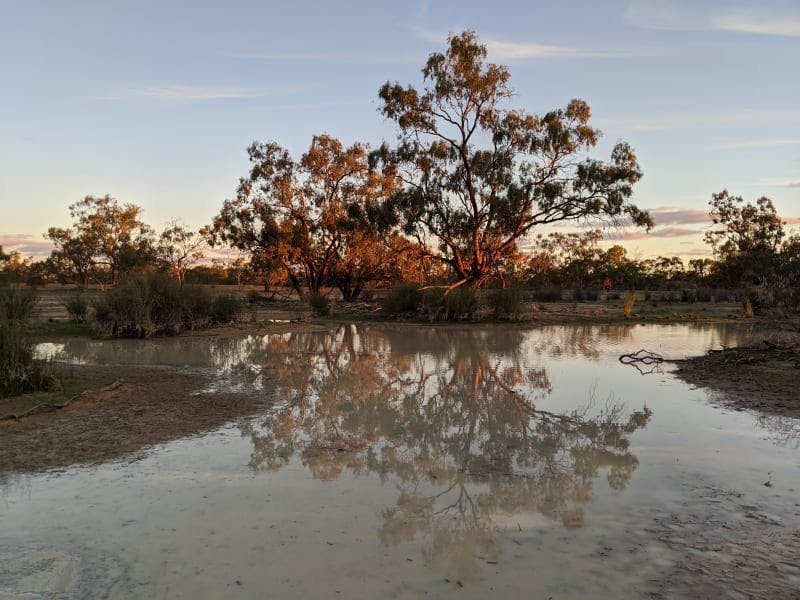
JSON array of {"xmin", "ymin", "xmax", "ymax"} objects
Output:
[
  {"xmin": 624, "ymin": 1, "xmax": 800, "ymax": 36},
  {"xmin": 0, "ymin": 234, "xmax": 54, "ymax": 258},
  {"xmin": 607, "ymin": 226, "xmax": 700, "ymax": 241}
]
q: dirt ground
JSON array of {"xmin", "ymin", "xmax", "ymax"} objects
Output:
[
  {"xmin": 674, "ymin": 331, "xmax": 800, "ymax": 419},
  {"xmin": 0, "ymin": 364, "xmax": 272, "ymax": 473},
  {"xmin": 648, "ymin": 485, "xmax": 800, "ymax": 600}
]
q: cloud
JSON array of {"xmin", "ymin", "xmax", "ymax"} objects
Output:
[
  {"xmin": 597, "ymin": 108, "xmax": 800, "ymax": 131},
  {"xmin": 0, "ymin": 234, "xmax": 54, "ymax": 257},
  {"xmin": 411, "ymin": 27, "xmax": 643, "ymax": 60},
  {"xmin": 750, "ymin": 177, "xmax": 800, "ymax": 188},
  {"xmin": 229, "ymin": 51, "xmax": 417, "ymax": 65},
  {"xmin": 711, "ymin": 11, "xmax": 800, "ymax": 37},
  {"xmin": 711, "ymin": 139, "xmax": 800, "ymax": 150},
  {"xmin": 648, "ymin": 206, "xmax": 709, "ymax": 226},
  {"xmin": 607, "ymin": 226, "xmax": 701, "ymax": 241},
  {"xmin": 98, "ymin": 84, "xmax": 299, "ymax": 102},
  {"xmin": 624, "ymin": 1, "xmax": 800, "ymax": 37},
  {"xmin": 623, "ymin": 1, "xmax": 707, "ymax": 32}
]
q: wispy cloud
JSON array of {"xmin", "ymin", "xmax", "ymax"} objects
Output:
[
  {"xmin": 608, "ymin": 226, "xmax": 701, "ymax": 241},
  {"xmin": 711, "ymin": 139, "xmax": 800, "ymax": 150},
  {"xmin": 411, "ymin": 27, "xmax": 645, "ymax": 60},
  {"xmin": 648, "ymin": 206, "xmax": 709, "ymax": 226},
  {"xmin": 749, "ymin": 177, "xmax": 800, "ymax": 188},
  {"xmin": 0, "ymin": 234, "xmax": 54, "ymax": 257},
  {"xmin": 98, "ymin": 84, "xmax": 300, "ymax": 102},
  {"xmin": 711, "ymin": 11, "xmax": 800, "ymax": 37},
  {"xmin": 597, "ymin": 108, "xmax": 800, "ymax": 131},
  {"xmin": 624, "ymin": 1, "xmax": 800, "ymax": 37},
  {"xmin": 229, "ymin": 51, "xmax": 418, "ymax": 65}
]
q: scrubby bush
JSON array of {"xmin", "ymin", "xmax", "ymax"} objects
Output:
[
  {"xmin": 93, "ymin": 274, "xmax": 241, "ymax": 337},
  {"xmin": 212, "ymin": 294, "xmax": 242, "ymax": 323},
  {"xmin": 0, "ymin": 285, "xmax": 58, "ymax": 397},
  {"xmin": 418, "ymin": 286, "xmax": 478, "ymax": 320},
  {"xmin": 572, "ymin": 287, "xmax": 586, "ymax": 302},
  {"xmin": 696, "ymin": 287, "xmax": 713, "ymax": 303},
  {"xmin": 0, "ymin": 285, "xmax": 36, "ymax": 321},
  {"xmin": 487, "ymin": 287, "xmax": 525, "ymax": 320},
  {"xmin": 533, "ymin": 286, "xmax": 563, "ymax": 302},
  {"xmin": 381, "ymin": 282, "xmax": 422, "ymax": 315},
  {"xmin": 64, "ymin": 292, "xmax": 89, "ymax": 323},
  {"xmin": 585, "ymin": 288, "xmax": 600, "ymax": 302},
  {"xmin": 308, "ymin": 293, "xmax": 331, "ymax": 316},
  {"xmin": 181, "ymin": 285, "xmax": 214, "ymax": 329},
  {"xmin": 442, "ymin": 287, "xmax": 478, "ymax": 320}
]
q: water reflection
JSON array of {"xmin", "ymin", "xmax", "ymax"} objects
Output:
[{"xmin": 240, "ymin": 325, "xmax": 652, "ymax": 581}]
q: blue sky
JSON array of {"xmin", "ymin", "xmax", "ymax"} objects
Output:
[{"xmin": 1, "ymin": 0, "xmax": 798, "ymax": 259}]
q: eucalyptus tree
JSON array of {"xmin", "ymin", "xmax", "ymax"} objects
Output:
[
  {"xmin": 46, "ymin": 195, "xmax": 154, "ymax": 287},
  {"xmin": 376, "ymin": 31, "xmax": 652, "ymax": 288},
  {"xmin": 210, "ymin": 134, "xmax": 396, "ymax": 299},
  {"xmin": 157, "ymin": 221, "xmax": 206, "ymax": 285}
]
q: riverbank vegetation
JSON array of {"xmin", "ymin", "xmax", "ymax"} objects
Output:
[
  {"xmin": 1, "ymin": 32, "xmax": 798, "ymax": 331},
  {"xmin": 0, "ymin": 285, "xmax": 59, "ymax": 397}
]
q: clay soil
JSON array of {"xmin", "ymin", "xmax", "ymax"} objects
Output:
[
  {"xmin": 0, "ymin": 364, "xmax": 272, "ymax": 473},
  {"xmin": 675, "ymin": 344, "xmax": 800, "ymax": 419}
]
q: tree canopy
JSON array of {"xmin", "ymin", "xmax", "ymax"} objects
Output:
[
  {"xmin": 375, "ymin": 31, "xmax": 652, "ymax": 288},
  {"xmin": 46, "ymin": 195, "xmax": 154, "ymax": 287},
  {"xmin": 210, "ymin": 134, "xmax": 396, "ymax": 298}
]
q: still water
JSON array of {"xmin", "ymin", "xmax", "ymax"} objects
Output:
[{"xmin": 2, "ymin": 323, "xmax": 799, "ymax": 598}]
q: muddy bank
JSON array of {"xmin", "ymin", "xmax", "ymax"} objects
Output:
[
  {"xmin": 650, "ymin": 485, "xmax": 800, "ymax": 599},
  {"xmin": 674, "ymin": 345, "xmax": 800, "ymax": 419},
  {"xmin": 0, "ymin": 364, "xmax": 273, "ymax": 473}
]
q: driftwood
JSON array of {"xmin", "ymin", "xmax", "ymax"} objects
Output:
[{"xmin": 619, "ymin": 349, "xmax": 664, "ymax": 375}]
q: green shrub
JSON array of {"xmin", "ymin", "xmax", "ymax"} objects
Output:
[
  {"xmin": 419, "ymin": 286, "xmax": 477, "ymax": 320},
  {"xmin": 487, "ymin": 287, "xmax": 525, "ymax": 320},
  {"xmin": 0, "ymin": 285, "xmax": 36, "ymax": 321},
  {"xmin": 94, "ymin": 274, "xmax": 185, "ymax": 337},
  {"xmin": 572, "ymin": 287, "xmax": 586, "ymax": 302},
  {"xmin": 381, "ymin": 282, "xmax": 421, "ymax": 315},
  {"xmin": 443, "ymin": 287, "xmax": 478, "ymax": 319},
  {"xmin": 585, "ymin": 288, "xmax": 600, "ymax": 302},
  {"xmin": 533, "ymin": 286, "xmax": 563, "ymax": 302},
  {"xmin": 212, "ymin": 294, "xmax": 241, "ymax": 323},
  {"xmin": 308, "ymin": 293, "xmax": 331, "ymax": 316},
  {"xmin": 181, "ymin": 285, "xmax": 214, "ymax": 329},
  {"xmin": 64, "ymin": 292, "xmax": 89, "ymax": 323},
  {"xmin": 0, "ymin": 318, "xmax": 58, "ymax": 397},
  {"xmin": 696, "ymin": 287, "xmax": 713, "ymax": 303}
]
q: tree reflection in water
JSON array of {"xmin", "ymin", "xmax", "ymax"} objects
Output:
[{"xmin": 239, "ymin": 325, "xmax": 652, "ymax": 582}]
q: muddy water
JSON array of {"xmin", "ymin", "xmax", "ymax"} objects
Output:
[{"xmin": 3, "ymin": 324, "xmax": 799, "ymax": 598}]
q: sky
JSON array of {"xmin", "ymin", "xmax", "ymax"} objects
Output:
[{"xmin": 1, "ymin": 0, "xmax": 799, "ymax": 261}]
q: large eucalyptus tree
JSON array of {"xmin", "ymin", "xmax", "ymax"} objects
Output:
[{"xmin": 376, "ymin": 31, "xmax": 652, "ymax": 288}]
